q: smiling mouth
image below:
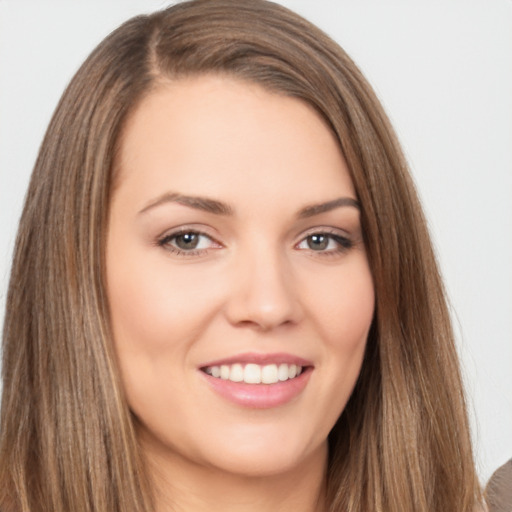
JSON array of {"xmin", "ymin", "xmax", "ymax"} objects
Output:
[{"xmin": 202, "ymin": 363, "xmax": 304, "ymax": 384}]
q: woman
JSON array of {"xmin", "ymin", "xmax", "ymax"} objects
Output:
[{"xmin": 0, "ymin": 1, "xmax": 483, "ymax": 510}]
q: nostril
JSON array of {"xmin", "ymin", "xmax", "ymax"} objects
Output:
[{"xmin": 234, "ymin": 318, "xmax": 295, "ymax": 332}]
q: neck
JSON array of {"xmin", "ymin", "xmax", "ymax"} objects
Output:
[{"xmin": 144, "ymin": 439, "xmax": 328, "ymax": 512}]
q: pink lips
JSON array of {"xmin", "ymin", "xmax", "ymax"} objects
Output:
[
  {"xmin": 200, "ymin": 352, "xmax": 312, "ymax": 368},
  {"xmin": 199, "ymin": 352, "xmax": 313, "ymax": 409}
]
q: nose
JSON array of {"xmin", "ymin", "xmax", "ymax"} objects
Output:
[{"xmin": 223, "ymin": 245, "xmax": 303, "ymax": 331}]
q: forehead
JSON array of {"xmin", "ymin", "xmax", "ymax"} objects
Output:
[{"xmin": 114, "ymin": 75, "xmax": 355, "ymax": 210}]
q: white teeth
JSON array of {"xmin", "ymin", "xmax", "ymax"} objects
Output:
[
  {"xmin": 230, "ymin": 363, "xmax": 244, "ymax": 382},
  {"xmin": 220, "ymin": 365, "xmax": 230, "ymax": 380},
  {"xmin": 261, "ymin": 364, "xmax": 278, "ymax": 384},
  {"xmin": 244, "ymin": 364, "xmax": 261, "ymax": 384},
  {"xmin": 278, "ymin": 363, "xmax": 289, "ymax": 381},
  {"xmin": 204, "ymin": 363, "xmax": 304, "ymax": 384}
]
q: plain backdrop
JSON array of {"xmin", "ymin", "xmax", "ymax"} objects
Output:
[{"xmin": 0, "ymin": 0, "xmax": 511, "ymax": 483}]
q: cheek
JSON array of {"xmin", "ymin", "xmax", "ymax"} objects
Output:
[
  {"xmin": 305, "ymin": 257, "xmax": 374, "ymax": 406},
  {"xmin": 106, "ymin": 249, "xmax": 221, "ymax": 358},
  {"xmin": 105, "ymin": 252, "xmax": 223, "ymax": 423},
  {"xmin": 309, "ymin": 258, "xmax": 375, "ymax": 347},
  {"xmin": 108, "ymin": 270, "xmax": 176, "ymax": 356}
]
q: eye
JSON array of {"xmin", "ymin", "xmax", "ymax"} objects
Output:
[
  {"xmin": 157, "ymin": 229, "xmax": 220, "ymax": 255},
  {"xmin": 296, "ymin": 232, "xmax": 352, "ymax": 254}
]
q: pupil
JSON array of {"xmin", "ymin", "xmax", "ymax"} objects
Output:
[
  {"xmin": 308, "ymin": 234, "xmax": 328, "ymax": 250},
  {"xmin": 176, "ymin": 233, "xmax": 198, "ymax": 250}
]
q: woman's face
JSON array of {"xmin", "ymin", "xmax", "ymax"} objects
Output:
[{"xmin": 106, "ymin": 75, "xmax": 374, "ymax": 477}]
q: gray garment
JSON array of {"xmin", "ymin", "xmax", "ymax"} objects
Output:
[{"xmin": 486, "ymin": 459, "xmax": 512, "ymax": 512}]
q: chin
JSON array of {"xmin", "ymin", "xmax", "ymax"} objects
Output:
[{"xmin": 194, "ymin": 426, "xmax": 327, "ymax": 478}]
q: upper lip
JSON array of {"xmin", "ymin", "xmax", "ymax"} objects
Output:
[{"xmin": 199, "ymin": 352, "xmax": 313, "ymax": 368}]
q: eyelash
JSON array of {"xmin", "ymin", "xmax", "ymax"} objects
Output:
[
  {"xmin": 157, "ymin": 228, "xmax": 220, "ymax": 257},
  {"xmin": 156, "ymin": 228, "xmax": 353, "ymax": 257},
  {"xmin": 296, "ymin": 230, "xmax": 353, "ymax": 257}
]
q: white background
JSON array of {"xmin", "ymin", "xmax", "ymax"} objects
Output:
[{"xmin": 0, "ymin": 0, "xmax": 511, "ymax": 483}]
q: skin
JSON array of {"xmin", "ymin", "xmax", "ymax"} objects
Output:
[{"xmin": 106, "ymin": 75, "xmax": 375, "ymax": 512}]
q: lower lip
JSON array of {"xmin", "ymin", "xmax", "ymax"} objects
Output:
[{"xmin": 200, "ymin": 368, "xmax": 312, "ymax": 409}]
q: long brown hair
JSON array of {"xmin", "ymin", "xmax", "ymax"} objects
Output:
[{"xmin": 0, "ymin": 1, "xmax": 482, "ymax": 510}]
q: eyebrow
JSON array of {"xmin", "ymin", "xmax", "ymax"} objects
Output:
[
  {"xmin": 297, "ymin": 197, "xmax": 360, "ymax": 218},
  {"xmin": 138, "ymin": 192, "xmax": 360, "ymax": 217},
  {"xmin": 138, "ymin": 192, "xmax": 234, "ymax": 216}
]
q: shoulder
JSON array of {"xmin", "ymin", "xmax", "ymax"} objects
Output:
[{"xmin": 485, "ymin": 459, "xmax": 512, "ymax": 512}]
